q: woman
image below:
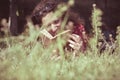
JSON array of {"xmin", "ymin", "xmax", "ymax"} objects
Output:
[{"xmin": 31, "ymin": 0, "xmax": 88, "ymax": 55}]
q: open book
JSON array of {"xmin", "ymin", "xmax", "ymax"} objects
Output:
[{"xmin": 40, "ymin": 29, "xmax": 71, "ymax": 39}]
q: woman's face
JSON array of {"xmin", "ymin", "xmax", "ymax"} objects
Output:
[
  {"xmin": 42, "ymin": 12, "xmax": 54, "ymax": 24},
  {"xmin": 42, "ymin": 12, "xmax": 62, "ymax": 31}
]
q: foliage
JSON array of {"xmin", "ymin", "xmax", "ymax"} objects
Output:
[{"xmin": 0, "ymin": 1, "xmax": 120, "ymax": 80}]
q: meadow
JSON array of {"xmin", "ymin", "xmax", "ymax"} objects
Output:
[{"xmin": 0, "ymin": 1, "xmax": 120, "ymax": 80}]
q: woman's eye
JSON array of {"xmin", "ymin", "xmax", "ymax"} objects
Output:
[{"xmin": 53, "ymin": 20, "xmax": 60, "ymax": 24}]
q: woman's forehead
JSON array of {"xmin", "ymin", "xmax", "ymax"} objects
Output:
[{"xmin": 42, "ymin": 12, "xmax": 62, "ymax": 25}]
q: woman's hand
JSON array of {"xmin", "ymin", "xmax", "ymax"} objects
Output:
[{"xmin": 68, "ymin": 34, "xmax": 83, "ymax": 51}]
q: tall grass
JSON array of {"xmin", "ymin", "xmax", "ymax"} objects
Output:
[
  {"xmin": 0, "ymin": 1, "xmax": 120, "ymax": 80},
  {"xmin": 90, "ymin": 4, "xmax": 103, "ymax": 54}
]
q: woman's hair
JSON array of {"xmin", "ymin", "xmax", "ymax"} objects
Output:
[{"xmin": 31, "ymin": 0, "xmax": 85, "ymax": 26}]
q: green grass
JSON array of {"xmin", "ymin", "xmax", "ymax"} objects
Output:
[
  {"xmin": 0, "ymin": 48, "xmax": 120, "ymax": 80},
  {"xmin": 0, "ymin": 1, "xmax": 120, "ymax": 80}
]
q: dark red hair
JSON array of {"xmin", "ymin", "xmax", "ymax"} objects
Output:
[{"xmin": 31, "ymin": 0, "xmax": 85, "ymax": 26}]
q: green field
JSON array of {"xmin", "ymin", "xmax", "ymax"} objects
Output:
[{"xmin": 0, "ymin": 1, "xmax": 120, "ymax": 80}]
